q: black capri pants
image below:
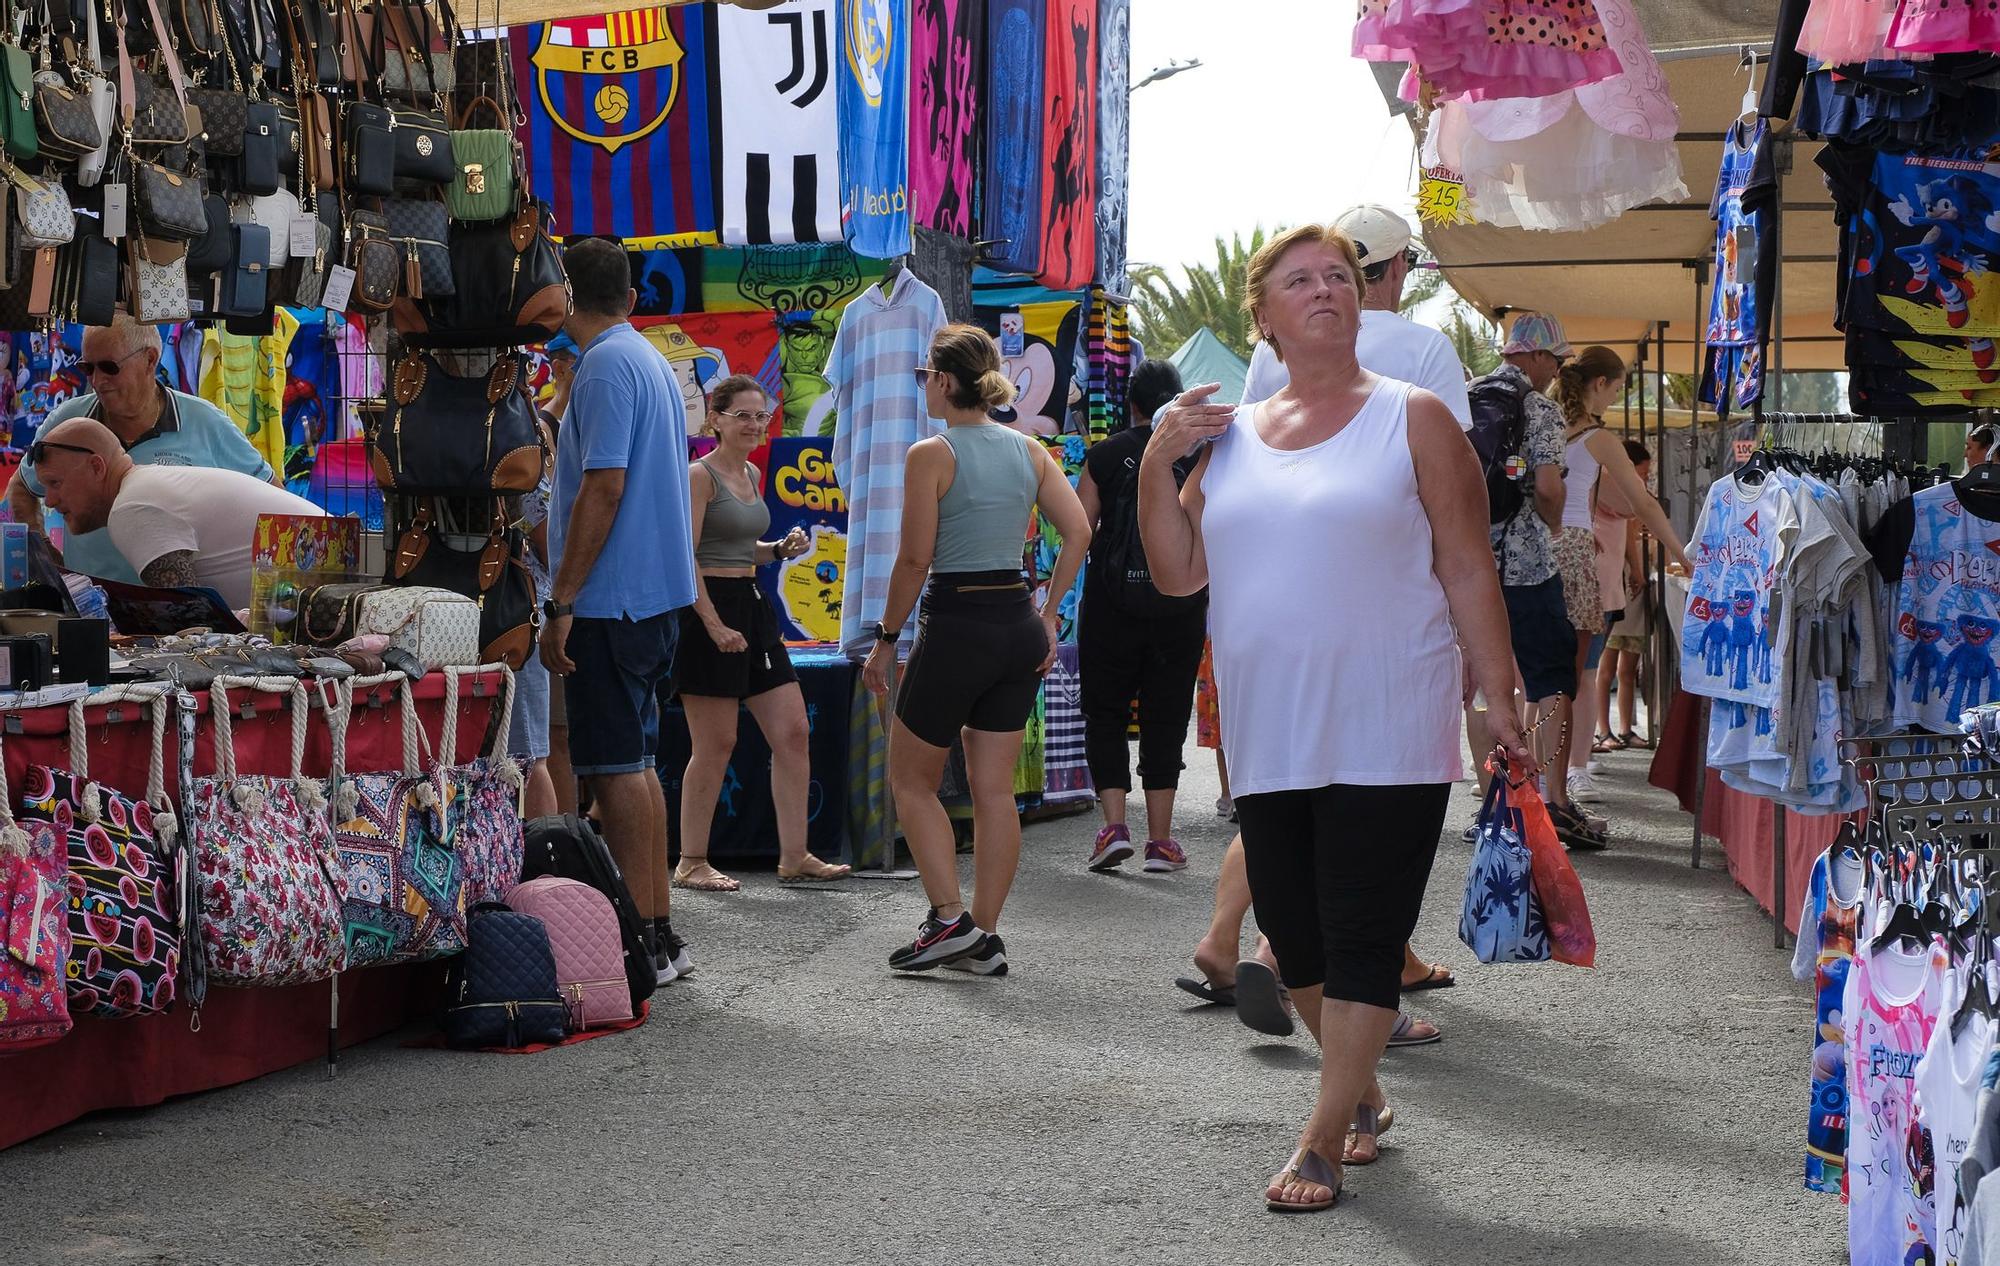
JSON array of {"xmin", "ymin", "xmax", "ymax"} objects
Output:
[
  {"xmin": 1077, "ymin": 583, "xmax": 1207, "ymax": 792},
  {"xmin": 1236, "ymin": 782, "xmax": 1451, "ymax": 1011}
]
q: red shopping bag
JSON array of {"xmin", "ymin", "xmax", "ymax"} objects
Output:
[{"xmin": 1506, "ymin": 771, "xmax": 1597, "ymax": 968}]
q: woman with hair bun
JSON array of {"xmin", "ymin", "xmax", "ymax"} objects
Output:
[
  {"xmin": 1547, "ymin": 347, "xmax": 1688, "ymax": 828},
  {"xmin": 862, "ymin": 323, "xmax": 1091, "ymax": 977}
]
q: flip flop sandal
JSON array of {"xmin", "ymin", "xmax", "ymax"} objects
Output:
[
  {"xmin": 672, "ymin": 864, "xmax": 742, "ymax": 892},
  {"xmin": 1386, "ymin": 1012, "xmax": 1442, "ymax": 1047},
  {"xmin": 1234, "ymin": 959, "xmax": 1295, "ymax": 1037},
  {"xmin": 1620, "ymin": 730, "xmax": 1652, "ymax": 750},
  {"xmin": 1548, "ymin": 802, "xmax": 1609, "ymax": 852},
  {"xmin": 1266, "ymin": 1146, "xmax": 1342, "ymax": 1213},
  {"xmin": 1344, "ymin": 1102, "xmax": 1391, "ymax": 1166},
  {"xmin": 1592, "ymin": 734, "xmax": 1627, "ymax": 753},
  {"xmin": 1400, "ymin": 963, "xmax": 1456, "ymax": 993},
  {"xmin": 1175, "ymin": 976, "xmax": 1236, "ymax": 1006},
  {"xmin": 778, "ymin": 859, "xmax": 853, "ymax": 883}
]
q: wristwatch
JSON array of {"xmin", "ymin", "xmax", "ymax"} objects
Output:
[
  {"xmin": 871, "ymin": 621, "xmax": 899, "ymax": 644},
  {"xmin": 542, "ymin": 599, "xmax": 573, "ymax": 619}
]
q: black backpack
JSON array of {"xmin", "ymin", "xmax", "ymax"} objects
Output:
[
  {"xmin": 1467, "ymin": 373, "xmax": 1531, "ymax": 525},
  {"xmin": 1095, "ymin": 447, "xmax": 1205, "ymax": 615},
  {"xmin": 520, "ymin": 813, "xmax": 658, "ymax": 1011},
  {"xmin": 442, "ymin": 904, "xmax": 570, "ymax": 1049}
]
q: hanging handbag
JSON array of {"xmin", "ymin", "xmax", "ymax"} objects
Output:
[
  {"xmin": 0, "ymin": 731, "xmax": 73, "ymax": 1052},
  {"xmin": 327, "ymin": 671, "xmax": 468, "ymax": 967},
  {"xmin": 127, "ymin": 232, "xmax": 191, "ymax": 322},
  {"xmin": 443, "ymin": 902, "xmax": 567, "ymax": 1049},
  {"xmin": 345, "ymin": 207, "xmax": 399, "ymax": 311},
  {"xmin": 17, "ymin": 693, "xmax": 186, "ymax": 1019},
  {"xmin": 435, "ymin": 665, "xmax": 524, "ymax": 907},
  {"xmin": 216, "ymin": 0, "xmax": 277, "ymax": 81},
  {"xmin": 213, "ymin": 220, "xmax": 265, "ymax": 315},
  {"xmin": 393, "ymin": 497, "xmax": 538, "ymax": 669},
  {"xmin": 443, "ymin": 94, "xmax": 515, "ymax": 224},
  {"xmin": 32, "ymin": 70, "xmax": 103, "ymax": 162},
  {"xmin": 0, "ymin": 241, "xmax": 56, "ymax": 329},
  {"xmin": 58, "ymin": 230, "xmax": 115, "ymax": 323},
  {"xmin": 169, "ymin": 0, "xmax": 221, "ymax": 65},
  {"xmin": 116, "ymin": 0, "xmax": 191, "ymax": 146},
  {"xmin": 340, "ymin": 99, "xmax": 394, "ymax": 197},
  {"xmin": 382, "ymin": 195, "xmax": 450, "ymax": 299},
  {"xmin": 300, "ymin": 89, "xmax": 333, "ymax": 191},
  {"xmin": 74, "ymin": 8, "xmax": 116, "ymax": 184},
  {"xmin": 237, "ymin": 96, "xmax": 280, "ymax": 194},
  {"xmin": 131, "ymin": 156, "xmax": 206, "ymax": 239},
  {"xmin": 185, "ymin": 84, "xmax": 245, "ymax": 157},
  {"xmin": 284, "ymin": 0, "xmax": 338, "ymax": 87},
  {"xmin": 232, "ymin": 187, "xmax": 294, "ymax": 266},
  {"xmin": 375, "ymin": 351, "xmax": 548, "ymax": 495},
  {"xmin": 401, "ymin": 202, "xmax": 569, "ymax": 348},
  {"xmin": 377, "ymin": 1, "xmax": 453, "ymax": 102},
  {"xmin": 0, "ymin": 16, "xmax": 37, "ymax": 161},
  {"xmin": 183, "ymin": 189, "xmax": 230, "ymax": 277},
  {"xmin": 391, "ymin": 105, "xmax": 452, "ymax": 187},
  {"xmin": 286, "ymin": 197, "xmax": 332, "ymax": 307},
  {"xmin": 11, "ymin": 170, "xmax": 73, "ymax": 247},
  {"xmin": 191, "ymin": 678, "xmax": 348, "ymax": 987}
]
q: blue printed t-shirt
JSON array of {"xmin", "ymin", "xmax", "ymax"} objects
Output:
[
  {"xmin": 25, "ymin": 387, "xmax": 274, "ymax": 584},
  {"xmin": 552, "ymin": 323, "xmax": 696, "ymax": 620}
]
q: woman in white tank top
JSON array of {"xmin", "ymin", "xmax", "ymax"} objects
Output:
[{"xmin": 1136, "ymin": 225, "xmax": 1530, "ymax": 1215}]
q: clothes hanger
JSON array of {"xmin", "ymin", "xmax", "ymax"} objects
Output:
[{"xmin": 880, "ymin": 254, "xmax": 907, "ymax": 300}]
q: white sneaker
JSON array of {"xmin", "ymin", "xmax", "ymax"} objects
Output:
[
  {"xmin": 1569, "ymin": 769, "xmax": 1604, "ymax": 803},
  {"xmin": 1586, "ymin": 757, "xmax": 1604, "ymax": 775}
]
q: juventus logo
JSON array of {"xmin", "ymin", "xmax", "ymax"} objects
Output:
[{"xmin": 771, "ymin": 9, "xmax": 830, "ymax": 108}]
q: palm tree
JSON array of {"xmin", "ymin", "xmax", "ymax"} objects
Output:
[{"xmin": 1129, "ymin": 230, "xmax": 1266, "ymax": 360}]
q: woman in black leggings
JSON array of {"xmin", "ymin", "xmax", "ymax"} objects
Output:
[
  {"xmin": 1075, "ymin": 359, "xmax": 1208, "ymax": 874},
  {"xmin": 861, "ymin": 325, "xmax": 1090, "ymax": 977}
]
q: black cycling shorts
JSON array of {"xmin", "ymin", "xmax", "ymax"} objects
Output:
[{"xmin": 894, "ymin": 571, "xmax": 1047, "ymax": 749}]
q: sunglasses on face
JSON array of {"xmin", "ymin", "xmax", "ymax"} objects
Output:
[
  {"xmin": 912, "ymin": 367, "xmax": 936, "ymax": 384},
  {"xmin": 81, "ymin": 349, "xmax": 145, "ymax": 377},
  {"xmin": 28, "ymin": 440, "xmax": 94, "ymax": 465},
  {"xmin": 717, "ymin": 408, "xmax": 775, "ymax": 424}
]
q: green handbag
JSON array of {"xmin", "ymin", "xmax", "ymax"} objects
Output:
[
  {"xmin": 445, "ymin": 96, "xmax": 517, "ymax": 225},
  {"xmin": 0, "ymin": 36, "xmax": 37, "ymax": 161}
]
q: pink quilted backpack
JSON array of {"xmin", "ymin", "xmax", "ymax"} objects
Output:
[{"xmin": 502, "ymin": 877, "xmax": 634, "ymax": 1029}]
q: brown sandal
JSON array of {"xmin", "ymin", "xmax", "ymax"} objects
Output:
[
  {"xmin": 672, "ymin": 860, "xmax": 741, "ymax": 892},
  {"xmin": 778, "ymin": 856, "xmax": 853, "ymax": 883}
]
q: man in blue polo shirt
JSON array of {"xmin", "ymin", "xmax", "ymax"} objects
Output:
[
  {"xmin": 7, "ymin": 315, "xmax": 274, "ymax": 583},
  {"xmin": 539, "ymin": 238, "xmax": 698, "ymax": 987}
]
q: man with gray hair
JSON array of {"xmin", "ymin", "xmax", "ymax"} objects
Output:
[{"xmin": 7, "ymin": 316, "xmax": 275, "ymax": 583}]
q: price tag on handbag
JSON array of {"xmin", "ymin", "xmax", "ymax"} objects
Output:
[
  {"xmin": 289, "ymin": 216, "xmax": 319, "ymax": 258},
  {"xmin": 320, "ymin": 264, "xmax": 355, "ymax": 312},
  {"xmin": 101, "ymin": 182, "xmax": 126, "ymax": 239}
]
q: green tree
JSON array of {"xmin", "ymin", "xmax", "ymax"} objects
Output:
[{"xmin": 1129, "ymin": 230, "xmax": 1265, "ymax": 360}]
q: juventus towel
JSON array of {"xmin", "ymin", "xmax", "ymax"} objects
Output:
[{"xmin": 719, "ymin": 0, "xmax": 844, "ymax": 246}]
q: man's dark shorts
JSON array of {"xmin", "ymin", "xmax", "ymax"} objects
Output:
[
  {"xmin": 1502, "ymin": 576, "xmax": 1578, "ymax": 702},
  {"xmin": 564, "ymin": 611, "xmax": 679, "ymax": 776}
]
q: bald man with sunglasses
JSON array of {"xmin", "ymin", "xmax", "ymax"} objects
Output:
[{"xmin": 7, "ymin": 316, "xmax": 275, "ymax": 583}]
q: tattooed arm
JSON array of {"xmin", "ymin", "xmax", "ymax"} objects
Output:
[{"xmin": 139, "ymin": 550, "xmax": 199, "ymax": 589}]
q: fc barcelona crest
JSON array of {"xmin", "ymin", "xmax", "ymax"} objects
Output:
[{"xmin": 533, "ymin": 8, "xmax": 684, "ymax": 154}]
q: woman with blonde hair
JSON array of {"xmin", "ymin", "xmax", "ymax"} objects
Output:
[
  {"xmin": 673, "ymin": 374, "xmax": 852, "ymax": 890},
  {"xmin": 1546, "ymin": 348, "xmax": 1689, "ymax": 830},
  {"xmin": 1141, "ymin": 224, "xmax": 1529, "ymax": 1213},
  {"xmin": 863, "ymin": 325, "xmax": 1091, "ymax": 977}
]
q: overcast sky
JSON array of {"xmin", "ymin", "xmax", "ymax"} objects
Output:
[{"xmin": 1125, "ymin": 1, "xmax": 1415, "ymax": 276}]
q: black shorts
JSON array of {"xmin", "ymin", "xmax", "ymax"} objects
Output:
[
  {"xmin": 895, "ymin": 571, "xmax": 1047, "ymax": 749},
  {"xmin": 1503, "ymin": 576, "xmax": 1579, "ymax": 702},
  {"xmin": 672, "ymin": 577, "xmax": 798, "ymax": 700},
  {"xmin": 566, "ymin": 611, "xmax": 677, "ymax": 776}
]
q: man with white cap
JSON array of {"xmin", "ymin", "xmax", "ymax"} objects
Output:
[{"xmin": 1239, "ymin": 204, "xmax": 1472, "ymax": 428}]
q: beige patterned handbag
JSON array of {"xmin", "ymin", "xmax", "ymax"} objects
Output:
[
  {"xmin": 353, "ymin": 586, "xmax": 480, "ymax": 668},
  {"xmin": 126, "ymin": 236, "xmax": 190, "ymax": 324},
  {"xmin": 10, "ymin": 171, "xmax": 72, "ymax": 248}
]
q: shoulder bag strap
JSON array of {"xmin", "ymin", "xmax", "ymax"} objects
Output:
[{"xmin": 137, "ymin": 0, "xmax": 184, "ymax": 109}]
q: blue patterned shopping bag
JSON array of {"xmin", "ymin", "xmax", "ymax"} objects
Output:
[{"xmin": 1459, "ymin": 776, "xmax": 1550, "ymax": 964}]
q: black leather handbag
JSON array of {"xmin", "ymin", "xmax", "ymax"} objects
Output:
[
  {"xmin": 238, "ymin": 98, "xmax": 280, "ymax": 194},
  {"xmin": 171, "ymin": 0, "xmax": 222, "ymax": 64},
  {"xmin": 390, "ymin": 106, "xmax": 452, "ymax": 187},
  {"xmin": 340, "ymin": 100, "xmax": 395, "ymax": 197},
  {"xmin": 442, "ymin": 904, "xmax": 568, "ymax": 1050},
  {"xmin": 131, "ymin": 159, "xmax": 207, "ymax": 240},
  {"xmin": 285, "ymin": 0, "xmax": 340, "ymax": 87},
  {"xmin": 400, "ymin": 203, "xmax": 570, "ymax": 349},
  {"xmin": 59, "ymin": 233, "xmax": 116, "ymax": 324},
  {"xmin": 183, "ymin": 191, "xmax": 231, "ymax": 278},
  {"xmin": 345, "ymin": 208, "xmax": 399, "ymax": 311},
  {"xmin": 392, "ymin": 498, "xmax": 538, "ymax": 669},
  {"xmin": 374, "ymin": 352, "xmax": 548, "ymax": 495},
  {"xmin": 383, "ymin": 197, "xmax": 451, "ymax": 299},
  {"xmin": 214, "ymin": 221, "xmax": 267, "ymax": 316}
]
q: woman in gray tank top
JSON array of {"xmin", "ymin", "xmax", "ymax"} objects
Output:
[
  {"xmin": 673, "ymin": 375, "xmax": 851, "ymax": 890},
  {"xmin": 860, "ymin": 325, "xmax": 1090, "ymax": 978}
]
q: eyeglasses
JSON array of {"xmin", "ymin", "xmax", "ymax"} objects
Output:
[
  {"xmin": 81, "ymin": 349, "xmax": 145, "ymax": 377},
  {"xmin": 912, "ymin": 367, "xmax": 937, "ymax": 383},
  {"xmin": 717, "ymin": 408, "xmax": 775, "ymax": 424},
  {"xmin": 28, "ymin": 440, "xmax": 94, "ymax": 465}
]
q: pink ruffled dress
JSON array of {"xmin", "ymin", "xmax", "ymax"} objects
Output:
[
  {"xmin": 1887, "ymin": 0, "xmax": 2000, "ymax": 55},
  {"xmin": 1355, "ymin": 0, "xmax": 1623, "ymax": 103},
  {"xmin": 1797, "ymin": 0, "xmax": 1922, "ymax": 62}
]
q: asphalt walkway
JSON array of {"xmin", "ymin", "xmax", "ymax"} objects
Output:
[{"xmin": 0, "ymin": 740, "xmax": 1842, "ymax": 1266}]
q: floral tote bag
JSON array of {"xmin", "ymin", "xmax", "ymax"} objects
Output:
[
  {"xmin": 329, "ymin": 672, "xmax": 467, "ymax": 968},
  {"xmin": 190, "ymin": 679, "xmax": 348, "ymax": 987},
  {"xmin": 435, "ymin": 666, "xmax": 524, "ymax": 908}
]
